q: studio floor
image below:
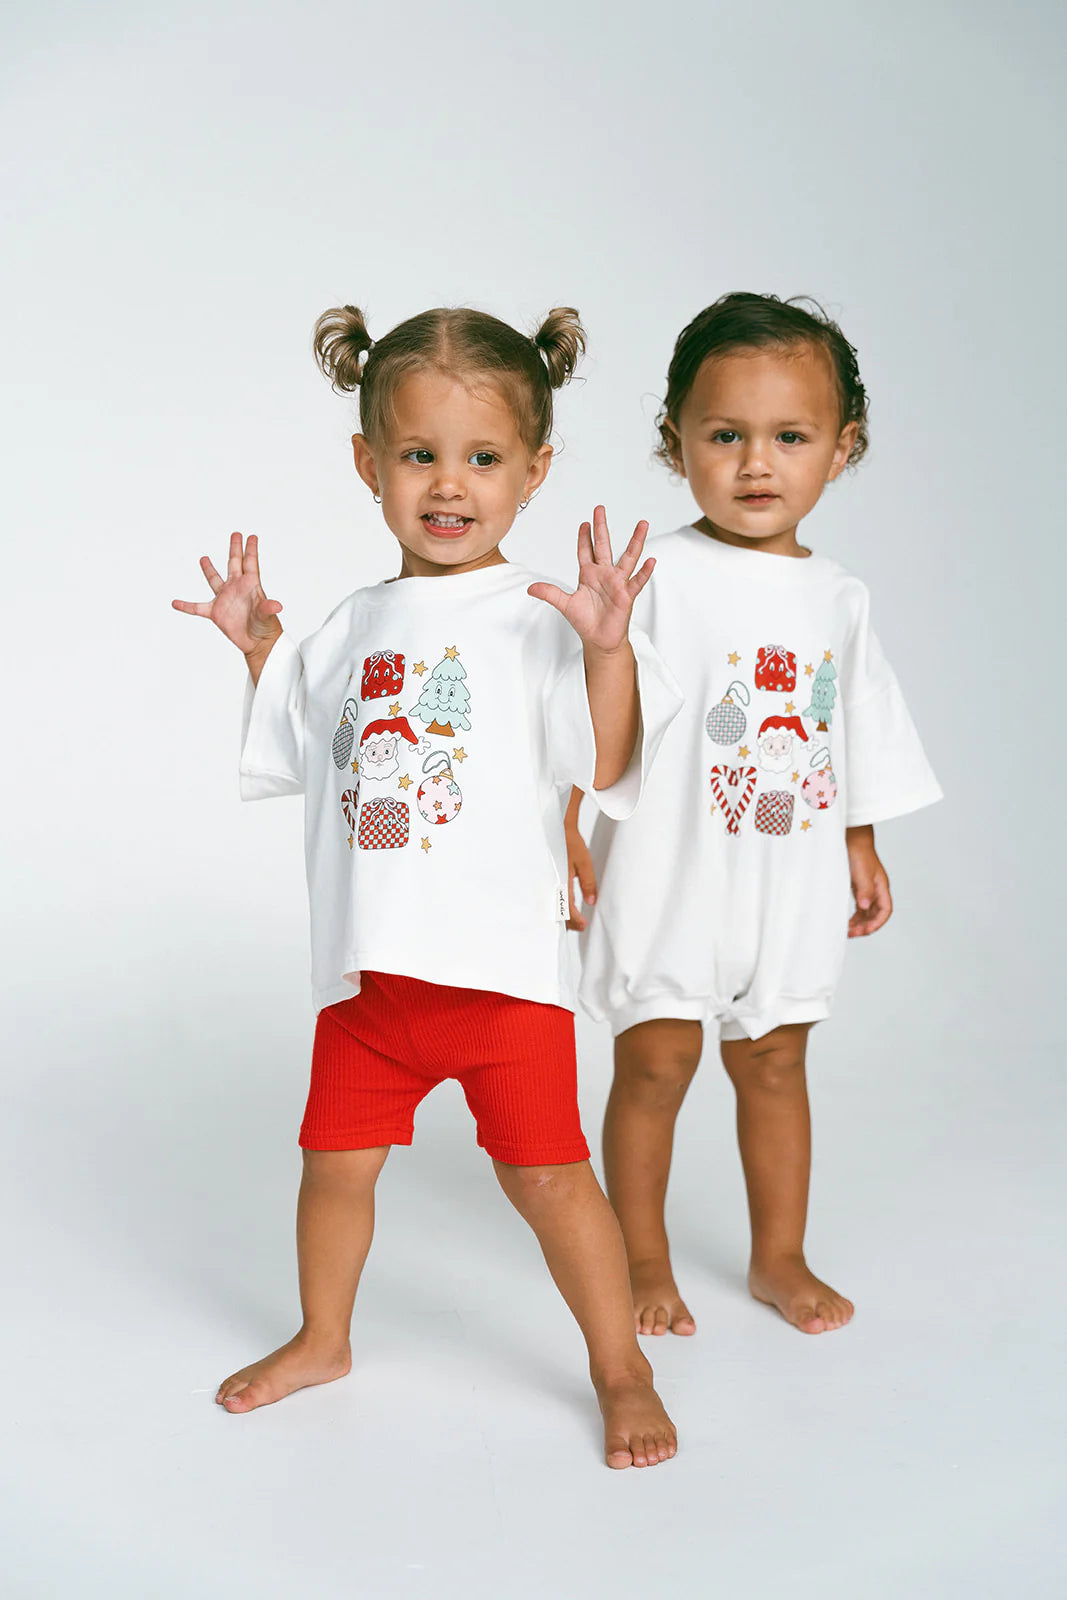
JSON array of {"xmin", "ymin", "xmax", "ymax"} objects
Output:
[{"xmin": 3, "ymin": 973, "xmax": 1062, "ymax": 1599}]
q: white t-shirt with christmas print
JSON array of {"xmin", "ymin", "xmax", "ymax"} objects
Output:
[
  {"xmin": 240, "ymin": 562, "xmax": 682, "ymax": 1015},
  {"xmin": 578, "ymin": 525, "xmax": 942, "ymax": 1040}
]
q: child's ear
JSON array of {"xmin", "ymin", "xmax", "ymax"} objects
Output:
[
  {"xmin": 827, "ymin": 421, "xmax": 859, "ymax": 481},
  {"xmin": 524, "ymin": 442, "xmax": 553, "ymax": 498},
  {"xmin": 663, "ymin": 419, "xmax": 687, "ymax": 478},
  {"xmin": 351, "ymin": 433, "xmax": 379, "ymax": 496}
]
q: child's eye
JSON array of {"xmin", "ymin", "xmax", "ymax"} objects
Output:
[
  {"xmin": 711, "ymin": 430, "xmax": 740, "ymax": 444},
  {"xmin": 778, "ymin": 432, "xmax": 806, "ymax": 445},
  {"xmin": 403, "ymin": 449, "xmax": 434, "ymax": 465},
  {"xmin": 469, "ymin": 450, "xmax": 498, "ymax": 467}
]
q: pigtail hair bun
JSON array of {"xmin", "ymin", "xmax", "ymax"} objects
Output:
[
  {"xmin": 313, "ymin": 304, "xmax": 374, "ymax": 392},
  {"xmin": 533, "ymin": 306, "xmax": 586, "ymax": 389}
]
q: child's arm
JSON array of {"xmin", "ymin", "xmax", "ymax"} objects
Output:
[
  {"xmin": 846, "ymin": 824, "xmax": 893, "ymax": 937},
  {"xmin": 564, "ymin": 786, "xmax": 597, "ymax": 931},
  {"xmin": 528, "ymin": 506, "xmax": 654, "ymax": 790},
  {"xmin": 172, "ymin": 531, "xmax": 284, "ymax": 685}
]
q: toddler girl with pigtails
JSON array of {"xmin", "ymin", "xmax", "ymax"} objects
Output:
[
  {"xmin": 568, "ymin": 293, "xmax": 941, "ymax": 1340},
  {"xmin": 173, "ymin": 301, "xmax": 682, "ymax": 1469}
]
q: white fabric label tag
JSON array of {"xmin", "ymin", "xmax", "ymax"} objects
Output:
[{"xmin": 555, "ymin": 886, "xmax": 569, "ymax": 921}]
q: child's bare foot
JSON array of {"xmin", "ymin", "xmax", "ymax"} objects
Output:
[
  {"xmin": 215, "ymin": 1331, "xmax": 352, "ymax": 1412},
  {"xmin": 629, "ymin": 1258, "xmax": 697, "ymax": 1336},
  {"xmin": 748, "ymin": 1255, "xmax": 854, "ymax": 1334},
  {"xmin": 595, "ymin": 1366, "xmax": 678, "ymax": 1469}
]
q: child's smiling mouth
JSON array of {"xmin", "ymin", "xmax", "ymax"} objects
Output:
[{"xmin": 422, "ymin": 513, "xmax": 474, "ymax": 537}]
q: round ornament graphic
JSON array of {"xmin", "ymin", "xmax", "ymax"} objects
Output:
[
  {"xmin": 332, "ymin": 699, "xmax": 360, "ymax": 770},
  {"xmin": 416, "ymin": 750, "xmax": 462, "ymax": 826},
  {"xmin": 705, "ymin": 680, "xmax": 750, "ymax": 745},
  {"xmin": 801, "ymin": 747, "xmax": 838, "ymax": 811}
]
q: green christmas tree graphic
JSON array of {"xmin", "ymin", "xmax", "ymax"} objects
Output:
[
  {"xmin": 410, "ymin": 648, "xmax": 471, "ymax": 736},
  {"xmin": 802, "ymin": 657, "xmax": 837, "ymax": 732}
]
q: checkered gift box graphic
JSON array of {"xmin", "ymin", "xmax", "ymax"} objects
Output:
[
  {"xmin": 358, "ymin": 798, "xmax": 410, "ymax": 850},
  {"xmin": 754, "ymin": 790, "xmax": 794, "ymax": 836}
]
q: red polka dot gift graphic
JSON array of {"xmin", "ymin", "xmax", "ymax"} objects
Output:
[
  {"xmin": 417, "ymin": 751, "xmax": 462, "ymax": 826},
  {"xmin": 361, "ymin": 650, "xmax": 405, "ymax": 701},
  {"xmin": 754, "ymin": 644, "xmax": 797, "ymax": 693}
]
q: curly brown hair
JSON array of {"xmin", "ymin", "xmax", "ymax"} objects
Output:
[
  {"xmin": 655, "ymin": 293, "xmax": 869, "ymax": 470},
  {"xmin": 313, "ymin": 304, "xmax": 585, "ymax": 453}
]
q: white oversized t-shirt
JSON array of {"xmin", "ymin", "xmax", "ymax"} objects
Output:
[
  {"xmin": 578, "ymin": 527, "xmax": 942, "ymax": 1039},
  {"xmin": 240, "ymin": 562, "xmax": 681, "ymax": 1014}
]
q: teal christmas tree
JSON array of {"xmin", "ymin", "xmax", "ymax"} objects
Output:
[
  {"xmin": 802, "ymin": 656, "xmax": 837, "ymax": 732},
  {"xmin": 410, "ymin": 647, "xmax": 471, "ymax": 736}
]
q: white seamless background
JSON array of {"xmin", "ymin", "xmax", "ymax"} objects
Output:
[{"xmin": 2, "ymin": 2, "xmax": 1063, "ymax": 1596}]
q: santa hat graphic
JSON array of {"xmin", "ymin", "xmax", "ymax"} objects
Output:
[
  {"xmin": 360, "ymin": 716, "xmax": 419, "ymax": 749},
  {"xmin": 757, "ymin": 715, "xmax": 809, "ymax": 742}
]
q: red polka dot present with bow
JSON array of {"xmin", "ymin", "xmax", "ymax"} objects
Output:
[
  {"xmin": 361, "ymin": 650, "xmax": 405, "ymax": 701},
  {"xmin": 754, "ymin": 644, "xmax": 797, "ymax": 693}
]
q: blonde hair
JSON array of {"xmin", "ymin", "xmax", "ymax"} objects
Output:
[{"xmin": 313, "ymin": 304, "xmax": 585, "ymax": 452}]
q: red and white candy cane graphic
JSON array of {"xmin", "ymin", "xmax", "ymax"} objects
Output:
[
  {"xmin": 801, "ymin": 746, "xmax": 838, "ymax": 811},
  {"xmin": 705, "ymin": 681, "xmax": 750, "ymax": 745},
  {"xmin": 341, "ymin": 787, "xmax": 360, "ymax": 830},
  {"xmin": 332, "ymin": 699, "xmax": 360, "ymax": 770},
  {"xmin": 710, "ymin": 765, "xmax": 757, "ymax": 834}
]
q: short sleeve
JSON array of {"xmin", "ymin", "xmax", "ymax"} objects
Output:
[
  {"xmin": 239, "ymin": 633, "xmax": 307, "ymax": 800},
  {"xmin": 543, "ymin": 624, "xmax": 683, "ymax": 820},
  {"xmin": 843, "ymin": 593, "xmax": 942, "ymax": 826}
]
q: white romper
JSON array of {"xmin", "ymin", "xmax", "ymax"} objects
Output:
[{"xmin": 578, "ymin": 526, "xmax": 942, "ymax": 1041}]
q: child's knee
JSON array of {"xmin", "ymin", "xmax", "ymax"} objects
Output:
[
  {"xmin": 302, "ymin": 1145, "xmax": 389, "ymax": 1191},
  {"xmin": 494, "ymin": 1159, "xmax": 585, "ymax": 1213},
  {"xmin": 729, "ymin": 1036, "xmax": 806, "ymax": 1096},
  {"xmin": 615, "ymin": 1027, "xmax": 701, "ymax": 1103}
]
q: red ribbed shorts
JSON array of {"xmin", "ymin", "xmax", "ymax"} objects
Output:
[{"xmin": 300, "ymin": 971, "xmax": 590, "ymax": 1167}]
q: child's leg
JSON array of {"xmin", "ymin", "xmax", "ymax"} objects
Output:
[
  {"xmin": 720, "ymin": 1023, "xmax": 853, "ymax": 1333},
  {"xmin": 216, "ymin": 1145, "xmax": 390, "ymax": 1412},
  {"xmin": 603, "ymin": 1019, "xmax": 703, "ymax": 1335},
  {"xmin": 493, "ymin": 1158, "xmax": 677, "ymax": 1469}
]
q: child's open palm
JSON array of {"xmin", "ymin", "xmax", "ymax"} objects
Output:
[
  {"xmin": 528, "ymin": 506, "xmax": 654, "ymax": 653},
  {"xmin": 172, "ymin": 532, "xmax": 283, "ymax": 656}
]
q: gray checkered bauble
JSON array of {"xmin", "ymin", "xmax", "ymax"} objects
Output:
[{"xmin": 705, "ymin": 697, "xmax": 747, "ymax": 745}]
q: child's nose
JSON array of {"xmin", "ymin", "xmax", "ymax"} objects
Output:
[{"xmin": 430, "ymin": 465, "xmax": 467, "ymax": 499}]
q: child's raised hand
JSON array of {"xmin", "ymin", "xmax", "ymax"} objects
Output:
[
  {"xmin": 846, "ymin": 826, "xmax": 893, "ymax": 937},
  {"xmin": 528, "ymin": 506, "xmax": 655, "ymax": 654},
  {"xmin": 172, "ymin": 532, "xmax": 283, "ymax": 658}
]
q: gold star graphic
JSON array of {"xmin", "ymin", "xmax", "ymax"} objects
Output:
[
  {"xmin": 727, "ymin": 651, "xmax": 740, "ymax": 666},
  {"xmin": 738, "ymin": 745, "xmax": 750, "ymax": 758},
  {"xmin": 784, "ymin": 701, "xmax": 796, "ymax": 714},
  {"xmin": 347, "ymin": 833, "xmax": 354, "ymax": 850},
  {"xmin": 804, "ymin": 663, "xmax": 814, "ymax": 677},
  {"xmin": 412, "ymin": 660, "xmax": 427, "ymax": 676},
  {"xmin": 791, "ymin": 770, "xmax": 800, "ymax": 784},
  {"xmin": 397, "ymin": 773, "xmax": 412, "ymax": 791},
  {"xmin": 351, "ymin": 759, "xmax": 359, "ymax": 773},
  {"xmin": 824, "ymin": 649, "xmax": 834, "ymax": 662},
  {"xmin": 388, "ymin": 701, "xmax": 401, "ymax": 717},
  {"xmin": 452, "ymin": 747, "xmax": 466, "ymax": 763},
  {"xmin": 444, "ymin": 645, "xmax": 459, "ymax": 660},
  {"xmin": 710, "ymin": 804, "xmax": 718, "ymax": 815},
  {"xmin": 800, "ymin": 819, "xmax": 812, "ymax": 832},
  {"xmin": 420, "ymin": 836, "xmax": 432, "ymax": 852}
]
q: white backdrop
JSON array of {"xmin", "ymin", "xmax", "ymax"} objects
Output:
[{"xmin": 2, "ymin": 3, "xmax": 1064, "ymax": 1596}]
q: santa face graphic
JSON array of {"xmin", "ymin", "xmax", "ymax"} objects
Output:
[
  {"xmin": 358, "ymin": 716, "xmax": 419, "ymax": 783},
  {"xmin": 756, "ymin": 715, "xmax": 809, "ymax": 774}
]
